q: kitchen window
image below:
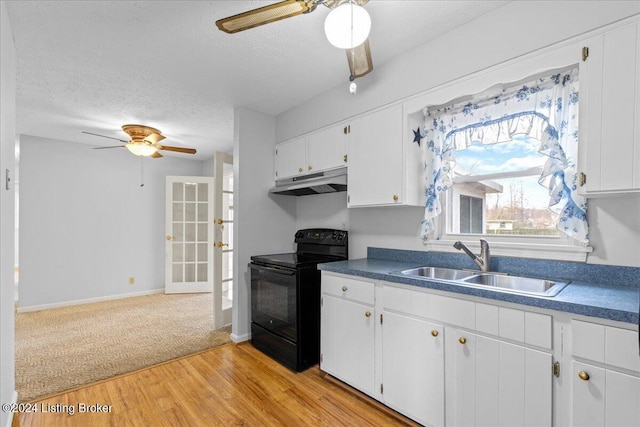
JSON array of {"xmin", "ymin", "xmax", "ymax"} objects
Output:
[
  {"xmin": 419, "ymin": 67, "xmax": 591, "ymax": 261},
  {"xmin": 448, "ymin": 136, "xmax": 559, "ymax": 238}
]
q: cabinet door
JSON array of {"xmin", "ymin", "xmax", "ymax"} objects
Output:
[
  {"xmin": 382, "ymin": 311, "xmax": 444, "ymax": 427},
  {"xmin": 572, "ymin": 362, "xmax": 640, "ymax": 427},
  {"xmin": 605, "ymin": 370, "xmax": 640, "ymax": 426},
  {"xmin": 449, "ymin": 332, "xmax": 552, "ymax": 427},
  {"xmin": 579, "ymin": 22, "xmax": 640, "ymax": 193},
  {"xmin": 572, "ymin": 362, "xmax": 605, "ymax": 427},
  {"xmin": 347, "ymin": 104, "xmax": 403, "ymax": 207},
  {"xmin": 306, "ymin": 124, "xmax": 348, "ymax": 173},
  {"xmin": 320, "ymin": 294, "xmax": 375, "ymax": 396},
  {"xmin": 275, "ymin": 137, "xmax": 306, "ymax": 179}
]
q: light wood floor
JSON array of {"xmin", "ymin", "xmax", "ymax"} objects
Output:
[{"xmin": 13, "ymin": 342, "xmax": 417, "ymax": 426}]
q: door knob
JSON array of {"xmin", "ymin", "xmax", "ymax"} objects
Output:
[
  {"xmin": 215, "ymin": 219, "xmax": 223, "ymax": 225},
  {"xmin": 216, "ymin": 242, "xmax": 229, "ymax": 248},
  {"xmin": 165, "ymin": 235, "xmax": 174, "ymax": 241}
]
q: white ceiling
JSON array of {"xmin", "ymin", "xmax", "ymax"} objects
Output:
[{"xmin": 5, "ymin": 0, "xmax": 508, "ymax": 160}]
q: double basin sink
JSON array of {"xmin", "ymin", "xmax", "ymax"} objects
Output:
[{"xmin": 393, "ymin": 266, "xmax": 569, "ymax": 297}]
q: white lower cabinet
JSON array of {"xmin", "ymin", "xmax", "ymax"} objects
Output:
[
  {"xmin": 572, "ymin": 362, "xmax": 640, "ymax": 427},
  {"xmin": 381, "ymin": 311, "xmax": 444, "ymax": 427},
  {"xmin": 320, "ymin": 275, "xmax": 375, "ymax": 397},
  {"xmin": 447, "ymin": 329, "xmax": 552, "ymax": 427},
  {"xmin": 570, "ymin": 320, "xmax": 640, "ymax": 427}
]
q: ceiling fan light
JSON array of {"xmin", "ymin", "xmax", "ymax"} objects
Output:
[
  {"xmin": 324, "ymin": 3, "xmax": 371, "ymax": 49},
  {"xmin": 126, "ymin": 142, "xmax": 158, "ymax": 157}
]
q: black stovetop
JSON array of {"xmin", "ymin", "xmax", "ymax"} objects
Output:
[
  {"xmin": 250, "ymin": 252, "xmax": 345, "ymax": 269},
  {"xmin": 250, "ymin": 228, "xmax": 348, "ymax": 269}
]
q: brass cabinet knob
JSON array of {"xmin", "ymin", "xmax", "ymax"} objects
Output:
[
  {"xmin": 298, "ymin": 167, "xmax": 303, "ymax": 173},
  {"xmin": 393, "ymin": 194, "xmax": 399, "ymax": 202},
  {"xmin": 578, "ymin": 371, "xmax": 590, "ymax": 381},
  {"xmin": 459, "ymin": 337, "xmax": 467, "ymax": 344},
  {"xmin": 431, "ymin": 330, "xmax": 439, "ymax": 337},
  {"xmin": 341, "ymin": 286, "xmax": 348, "ymax": 292},
  {"xmin": 365, "ymin": 311, "xmax": 371, "ymax": 318},
  {"xmin": 308, "ymin": 165, "xmax": 312, "ymax": 171},
  {"xmin": 165, "ymin": 235, "xmax": 174, "ymax": 241},
  {"xmin": 343, "ymin": 154, "xmax": 348, "ymax": 163}
]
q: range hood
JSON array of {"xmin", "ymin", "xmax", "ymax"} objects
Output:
[{"xmin": 269, "ymin": 168, "xmax": 347, "ymax": 196}]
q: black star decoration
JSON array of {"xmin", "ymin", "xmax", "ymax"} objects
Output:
[{"xmin": 412, "ymin": 127, "xmax": 423, "ymax": 146}]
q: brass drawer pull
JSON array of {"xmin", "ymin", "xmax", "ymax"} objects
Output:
[
  {"xmin": 431, "ymin": 330, "xmax": 439, "ymax": 337},
  {"xmin": 459, "ymin": 337, "xmax": 467, "ymax": 345},
  {"xmin": 578, "ymin": 371, "xmax": 590, "ymax": 381}
]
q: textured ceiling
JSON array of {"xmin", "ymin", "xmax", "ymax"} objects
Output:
[{"xmin": 5, "ymin": 1, "xmax": 508, "ymax": 160}]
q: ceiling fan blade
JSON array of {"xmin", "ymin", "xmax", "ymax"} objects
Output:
[
  {"xmin": 144, "ymin": 132, "xmax": 166, "ymax": 144},
  {"xmin": 82, "ymin": 131, "xmax": 128, "ymax": 143},
  {"xmin": 93, "ymin": 145, "xmax": 125, "ymax": 149},
  {"xmin": 346, "ymin": 39, "xmax": 373, "ymax": 78},
  {"xmin": 151, "ymin": 151, "xmax": 164, "ymax": 158},
  {"xmin": 157, "ymin": 145, "xmax": 197, "ymax": 155},
  {"xmin": 216, "ymin": 0, "xmax": 316, "ymax": 34}
]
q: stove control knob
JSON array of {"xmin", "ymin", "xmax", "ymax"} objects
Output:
[{"xmin": 295, "ymin": 231, "xmax": 304, "ymax": 240}]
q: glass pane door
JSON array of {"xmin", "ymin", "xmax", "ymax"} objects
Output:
[{"xmin": 165, "ymin": 176, "xmax": 214, "ymax": 293}]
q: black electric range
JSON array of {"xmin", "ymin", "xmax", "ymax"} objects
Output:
[{"xmin": 249, "ymin": 228, "xmax": 348, "ymax": 371}]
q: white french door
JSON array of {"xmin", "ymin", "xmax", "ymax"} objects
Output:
[
  {"xmin": 165, "ymin": 176, "xmax": 214, "ymax": 294},
  {"xmin": 213, "ymin": 152, "xmax": 233, "ymax": 328}
]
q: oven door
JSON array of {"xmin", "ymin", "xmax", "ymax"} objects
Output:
[{"xmin": 249, "ymin": 263, "xmax": 298, "ymax": 343}]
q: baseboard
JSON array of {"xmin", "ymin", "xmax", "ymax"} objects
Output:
[
  {"xmin": 16, "ymin": 289, "xmax": 164, "ymax": 313},
  {"xmin": 3, "ymin": 391, "xmax": 17, "ymax": 427},
  {"xmin": 230, "ymin": 332, "xmax": 250, "ymax": 343}
]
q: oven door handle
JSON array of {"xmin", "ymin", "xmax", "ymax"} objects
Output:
[{"xmin": 249, "ymin": 264, "xmax": 296, "ymax": 276}]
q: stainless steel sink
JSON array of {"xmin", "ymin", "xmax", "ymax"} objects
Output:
[
  {"xmin": 398, "ymin": 267, "xmax": 476, "ymax": 281},
  {"xmin": 393, "ymin": 267, "xmax": 569, "ymax": 297},
  {"xmin": 461, "ymin": 273, "xmax": 569, "ymax": 297}
]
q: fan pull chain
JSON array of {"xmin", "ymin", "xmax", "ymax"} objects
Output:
[
  {"xmin": 140, "ymin": 157, "xmax": 145, "ymax": 187},
  {"xmin": 348, "ymin": 1, "xmax": 357, "ymax": 95}
]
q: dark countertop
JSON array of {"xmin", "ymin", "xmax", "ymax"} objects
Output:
[{"xmin": 319, "ymin": 257, "xmax": 640, "ymax": 325}]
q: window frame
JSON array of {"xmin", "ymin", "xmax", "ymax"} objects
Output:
[{"xmin": 426, "ymin": 189, "xmax": 591, "ymax": 262}]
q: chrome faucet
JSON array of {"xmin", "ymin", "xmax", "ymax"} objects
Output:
[{"xmin": 453, "ymin": 239, "xmax": 491, "ymax": 272}]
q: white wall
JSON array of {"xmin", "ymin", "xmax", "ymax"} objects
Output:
[
  {"xmin": 232, "ymin": 107, "xmax": 296, "ymax": 342},
  {"xmin": 0, "ymin": 0, "xmax": 17, "ymax": 421},
  {"xmin": 278, "ymin": 1, "xmax": 640, "ymax": 267},
  {"xmin": 18, "ymin": 135, "xmax": 207, "ymax": 310}
]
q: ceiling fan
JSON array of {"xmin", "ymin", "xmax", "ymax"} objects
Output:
[
  {"xmin": 215, "ymin": 0, "xmax": 373, "ymax": 79},
  {"xmin": 84, "ymin": 124, "xmax": 197, "ymax": 158}
]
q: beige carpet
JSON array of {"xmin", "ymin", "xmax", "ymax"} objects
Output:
[{"xmin": 15, "ymin": 292, "xmax": 231, "ymax": 402}]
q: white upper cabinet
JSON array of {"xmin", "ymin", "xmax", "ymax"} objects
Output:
[
  {"xmin": 274, "ymin": 136, "xmax": 306, "ymax": 180},
  {"xmin": 275, "ymin": 123, "xmax": 348, "ymax": 180},
  {"xmin": 347, "ymin": 104, "xmax": 402, "ymax": 207},
  {"xmin": 578, "ymin": 20, "xmax": 640, "ymax": 195},
  {"xmin": 347, "ymin": 104, "xmax": 413, "ymax": 207},
  {"xmin": 306, "ymin": 124, "xmax": 348, "ymax": 173}
]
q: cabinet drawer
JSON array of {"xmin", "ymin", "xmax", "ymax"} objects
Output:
[
  {"xmin": 476, "ymin": 303, "xmax": 552, "ymax": 349},
  {"xmin": 572, "ymin": 319, "xmax": 640, "ymax": 371},
  {"xmin": 322, "ymin": 273, "xmax": 375, "ymax": 305}
]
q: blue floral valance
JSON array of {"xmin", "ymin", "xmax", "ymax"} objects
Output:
[{"xmin": 420, "ymin": 67, "xmax": 588, "ymax": 244}]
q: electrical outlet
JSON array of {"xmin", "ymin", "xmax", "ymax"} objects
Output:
[{"xmin": 129, "ymin": 277, "xmax": 135, "ymax": 285}]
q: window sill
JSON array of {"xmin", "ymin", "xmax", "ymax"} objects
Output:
[{"xmin": 424, "ymin": 238, "xmax": 592, "ymax": 263}]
